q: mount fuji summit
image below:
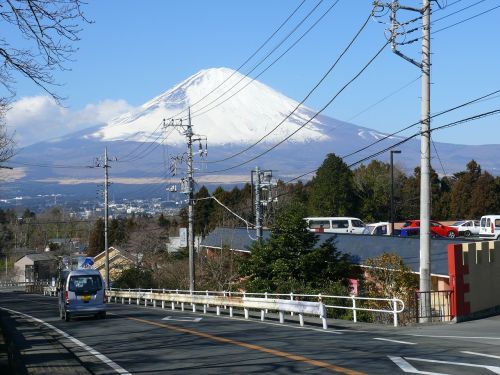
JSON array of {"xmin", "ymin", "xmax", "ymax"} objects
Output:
[{"xmin": 8, "ymin": 67, "xmax": 500, "ymax": 197}]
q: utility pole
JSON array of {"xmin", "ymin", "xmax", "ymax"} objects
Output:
[
  {"xmin": 251, "ymin": 168, "xmax": 276, "ymax": 240},
  {"xmin": 96, "ymin": 147, "xmax": 116, "ymax": 290},
  {"xmin": 166, "ymin": 109, "xmax": 207, "ymax": 292},
  {"xmin": 390, "ymin": 150, "xmax": 401, "ymax": 236},
  {"xmin": 419, "ymin": 0, "xmax": 432, "ymax": 323},
  {"xmin": 374, "ymin": 0, "xmax": 432, "ymax": 321},
  {"xmin": 187, "ymin": 109, "xmax": 195, "ymax": 292},
  {"xmin": 104, "ymin": 147, "xmax": 109, "ymax": 290},
  {"xmin": 254, "ymin": 166, "xmax": 262, "ymax": 239}
]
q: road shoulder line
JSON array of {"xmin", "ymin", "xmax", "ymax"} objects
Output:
[{"xmin": 0, "ymin": 306, "xmax": 131, "ymax": 375}]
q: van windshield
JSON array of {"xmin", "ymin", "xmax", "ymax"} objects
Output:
[{"xmin": 69, "ymin": 275, "xmax": 102, "ymax": 293}]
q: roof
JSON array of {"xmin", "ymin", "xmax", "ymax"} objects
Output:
[
  {"xmin": 21, "ymin": 253, "xmax": 57, "ymax": 262},
  {"xmin": 201, "ymin": 227, "xmax": 465, "ymax": 276}
]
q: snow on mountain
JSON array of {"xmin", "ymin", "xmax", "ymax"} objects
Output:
[{"xmin": 91, "ymin": 67, "xmax": 329, "ymax": 145}]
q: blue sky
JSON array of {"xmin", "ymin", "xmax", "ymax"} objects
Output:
[{"xmin": 8, "ymin": 0, "xmax": 500, "ymax": 146}]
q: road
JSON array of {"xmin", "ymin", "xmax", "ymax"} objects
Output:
[{"xmin": 1, "ymin": 291, "xmax": 500, "ymax": 374}]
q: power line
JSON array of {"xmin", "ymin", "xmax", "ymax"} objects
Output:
[
  {"xmin": 341, "ymin": 88, "xmax": 500, "ymax": 160},
  {"xmin": 168, "ymin": 0, "xmax": 309, "ymax": 121},
  {"xmin": 431, "ymin": 139, "xmax": 447, "ymax": 176},
  {"xmin": 433, "ymin": 3, "xmax": 500, "ymax": 33},
  {"xmin": 202, "ymin": 39, "xmax": 391, "ymax": 174},
  {"xmin": 432, "ymin": 0, "xmax": 488, "ymax": 23},
  {"xmin": 206, "ymin": 11, "xmax": 372, "ymax": 165},
  {"xmin": 6, "ymin": 161, "xmax": 95, "ymax": 169},
  {"xmin": 187, "ymin": 0, "xmax": 337, "ymax": 120},
  {"xmin": 346, "ymin": 75, "xmax": 421, "ymax": 122},
  {"xmin": 282, "ymin": 106, "xmax": 500, "ymax": 185}
]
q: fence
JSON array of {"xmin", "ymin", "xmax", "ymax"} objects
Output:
[
  {"xmin": 407, "ymin": 290, "xmax": 453, "ymax": 323},
  {"xmin": 107, "ymin": 288, "xmax": 405, "ymax": 327}
]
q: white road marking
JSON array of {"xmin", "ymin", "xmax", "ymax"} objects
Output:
[
  {"xmin": 462, "ymin": 351, "xmax": 500, "ymax": 360},
  {"xmin": 0, "ymin": 306, "xmax": 131, "ymax": 375},
  {"xmin": 388, "ymin": 356, "xmax": 447, "ymax": 375},
  {"xmin": 406, "ymin": 356, "xmax": 500, "ymax": 374},
  {"xmin": 374, "ymin": 337, "xmax": 416, "ymax": 345},
  {"xmin": 162, "ymin": 316, "xmax": 202, "ymax": 322},
  {"xmin": 410, "ymin": 334, "xmax": 500, "ymax": 340}
]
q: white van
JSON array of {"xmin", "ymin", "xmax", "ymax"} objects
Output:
[
  {"xmin": 305, "ymin": 217, "xmax": 369, "ymax": 235},
  {"xmin": 479, "ymin": 215, "xmax": 500, "ymax": 240}
]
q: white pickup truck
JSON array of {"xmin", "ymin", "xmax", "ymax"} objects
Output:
[{"xmin": 450, "ymin": 220, "xmax": 480, "ymax": 237}]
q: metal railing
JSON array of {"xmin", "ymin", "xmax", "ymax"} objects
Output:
[
  {"xmin": 107, "ymin": 288, "xmax": 405, "ymax": 327},
  {"xmin": 408, "ymin": 290, "xmax": 453, "ymax": 323}
]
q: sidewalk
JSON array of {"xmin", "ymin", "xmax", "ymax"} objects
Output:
[{"xmin": 0, "ymin": 310, "xmax": 91, "ymax": 375}]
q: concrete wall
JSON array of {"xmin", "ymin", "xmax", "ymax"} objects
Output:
[
  {"xmin": 13, "ymin": 257, "xmax": 34, "ymax": 282},
  {"xmin": 448, "ymin": 241, "xmax": 500, "ymax": 320}
]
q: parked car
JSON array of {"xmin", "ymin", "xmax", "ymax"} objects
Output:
[
  {"xmin": 450, "ymin": 220, "xmax": 480, "ymax": 237},
  {"xmin": 401, "ymin": 220, "xmax": 459, "ymax": 238},
  {"xmin": 366, "ymin": 222, "xmax": 400, "ymax": 236},
  {"xmin": 479, "ymin": 215, "xmax": 500, "ymax": 240},
  {"xmin": 304, "ymin": 217, "xmax": 369, "ymax": 234}
]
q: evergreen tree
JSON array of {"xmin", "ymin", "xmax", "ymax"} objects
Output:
[
  {"xmin": 239, "ymin": 203, "xmax": 356, "ymax": 294},
  {"xmin": 87, "ymin": 219, "xmax": 104, "ymax": 256},
  {"xmin": 307, "ymin": 153, "xmax": 358, "ymax": 216}
]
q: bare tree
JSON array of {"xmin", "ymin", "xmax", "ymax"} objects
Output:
[
  {"xmin": 0, "ymin": 1, "xmax": 90, "ymax": 162},
  {"xmin": 0, "ymin": 0, "xmax": 90, "ymax": 100},
  {"xmin": 0, "ymin": 100, "xmax": 14, "ymax": 163}
]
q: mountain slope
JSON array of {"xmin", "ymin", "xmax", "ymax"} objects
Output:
[
  {"xmin": 7, "ymin": 67, "xmax": 500, "ymax": 195},
  {"xmin": 91, "ymin": 67, "xmax": 329, "ymax": 145}
]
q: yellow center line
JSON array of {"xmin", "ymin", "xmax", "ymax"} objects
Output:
[{"xmin": 124, "ymin": 315, "xmax": 366, "ymax": 375}]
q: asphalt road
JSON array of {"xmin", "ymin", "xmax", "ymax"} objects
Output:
[{"xmin": 1, "ymin": 291, "xmax": 500, "ymax": 374}]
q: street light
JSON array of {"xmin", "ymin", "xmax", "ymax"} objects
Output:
[{"xmin": 390, "ymin": 150, "xmax": 402, "ymax": 236}]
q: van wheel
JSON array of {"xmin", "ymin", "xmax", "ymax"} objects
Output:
[
  {"xmin": 447, "ymin": 231, "xmax": 456, "ymax": 238},
  {"xmin": 464, "ymin": 230, "xmax": 472, "ymax": 237},
  {"xmin": 64, "ymin": 311, "xmax": 71, "ymax": 322}
]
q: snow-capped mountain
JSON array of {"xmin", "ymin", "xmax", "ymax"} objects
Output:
[
  {"xmin": 6, "ymin": 67, "xmax": 500, "ymax": 199},
  {"xmin": 91, "ymin": 67, "xmax": 329, "ymax": 145}
]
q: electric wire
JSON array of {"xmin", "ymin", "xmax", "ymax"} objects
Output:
[
  {"xmin": 282, "ymin": 107, "xmax": 500, "ymax": 185},
  {"xmin": 167, "ymin": 0, "xmax": 309, "ymax": 121},
  {"xmin": 432, "ymin": 0, "xmax": 488, "ymax": 23},
  {"xmin": 97, "ymin": 0, "xmax": 309, "ymax": 141},
  {"xmin": 205, "ymin": 11, "xmax": 372, "ymax": 164},
  {"xmin": 433, "ymin": 3, "xmax": 500, "ymax": 33},
  {"xmin": 186, "ymin": 0, "xmax": 335, "ymax": 120},
  {"xmin": 399, "ymin": 2, "xmax": 500, "ymax": 45},
  {"xmin": 346, "ymin": 75, "xmax": 421, "ymax": 122},
  {"xmin": 201, "ymin": 39, "xmax": 391, "ymax": 174},
  {"xmin": 7, "ymin": 161, "xmax": 95, "ymax": 169},
  {"xmin": 341, "ymin": 88, "xmax": 500, "ymax": 160},
  {"xmin": 431, "ymin": 138, "xmax": 447, "ymax": 176}
]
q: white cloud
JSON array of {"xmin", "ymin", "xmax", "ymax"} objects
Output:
[{"xmin": 5, "ymin": 96, "xmax": 134, "ymax": 146}]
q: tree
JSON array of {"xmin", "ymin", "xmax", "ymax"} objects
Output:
[
  {"xmin": 353, "ymin": 160, "xmax": 400, "ymax": 222},
  {"xmin": 362, "ymin": 253, "xmax": 418, "ymax": 325},
  {"xmin": 307, "ymin": 153, "xmax": 358, "ymax": 217},
  {"xmin": 0, "ymin": 0, "xmax": 90, "ymax": 101},
  {"xmin": 239, "ymin": 203, "xmax": 357, "ymax": 294},
  {"xmin": 449, "ymin": 160, "xmax": 499, "ymax": 218},
  {"xmin": 194, "ymin": 186, "xmax": 214, "ymax": 236},
  {"xmin": 0, "ymin": 117, "xmax": 14, "ymax": 164},
  {"xmin": 87, "ymin": 218, "xmax": 104, "ymax": 256}
]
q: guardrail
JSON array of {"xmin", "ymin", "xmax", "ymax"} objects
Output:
[
  {"xmin": 107, "ymin": 288, "xmax": 405, "ymax": 327},
  {"xmin": 43, "ymin": 286, "xmax": 58, "ymax": 296}
]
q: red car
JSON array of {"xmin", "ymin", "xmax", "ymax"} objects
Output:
[{"xmin": 402, "ymin": 220, "xmax": 459, "ymax": 238}]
